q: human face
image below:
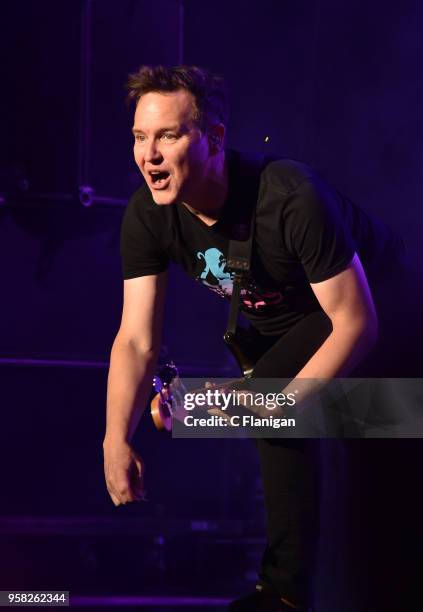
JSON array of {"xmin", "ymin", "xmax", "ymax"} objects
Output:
[{"xmin": 132, "ymin": 90, "xmax": 211, "ymax": 205}]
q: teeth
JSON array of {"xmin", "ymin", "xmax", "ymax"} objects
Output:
[
  {"xmin": 149, "ymin": 171, "xmax": 170, "ymax": 186},
  {"xmin": 150, "ymin": 170, "xmax": 169, "ymax": 185}
]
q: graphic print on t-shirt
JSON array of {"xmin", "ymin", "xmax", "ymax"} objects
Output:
[
  {"xmin": 196, "ymin": 247, "xmax": 284, "ymax": 311},
  {"xmin": 197, "ymin": 247, "xmax": 233, "ymax": 292}
]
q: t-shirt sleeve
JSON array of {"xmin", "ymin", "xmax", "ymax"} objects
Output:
[
  {"xmin": 283, "ymin": 176, "xmax": 356, "ymax": 283},
  {"xmin": 120, "ymin": 191, "xmax": 169, "ymax": 280}
]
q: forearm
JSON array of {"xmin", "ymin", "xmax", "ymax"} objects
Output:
[
  {"xmin": 104, "ymin": 336, "xmax": 159, "ymax": 444},
  {"xmin": 282, "ymin": 319, "xmax": 378, "ymax": 403},
  {"xmin": 297, "ymin": 319, "xmax": 377, "ymax": 379}
]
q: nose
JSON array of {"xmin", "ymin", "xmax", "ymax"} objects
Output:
[{"xmin": 144, "ymin": 138, "xmax": 163, "ymax": 164}]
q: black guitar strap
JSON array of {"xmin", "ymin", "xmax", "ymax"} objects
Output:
[{"xmin": 225, "ymin": 152, "xmax": 266, "ymax": 338}]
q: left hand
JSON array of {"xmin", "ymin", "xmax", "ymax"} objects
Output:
[{"xmin": 205, "ymin": 381, "xmax": 282, "ymax": 421}]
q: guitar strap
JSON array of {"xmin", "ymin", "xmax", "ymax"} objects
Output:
[{"xmin": 225, "ymin": 152, "xmax": 266, "ymax": 338}]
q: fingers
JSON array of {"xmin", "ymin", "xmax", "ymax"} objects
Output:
[
  {"xmin": 108, "ymin": 490, "xmax": 122, "ymax": 507},
  {"xmin": 107, "ymin": 482, "xmax": 141, "ymax": 506},
  {"xmin": 105, "ymin": 471, "xmax": 137, "ymax": 505},
  {"xmin": 104, "ymin": 456, "xmax": 145, "ymax": 506},
  {"xmin": 207, "ymin": 408, "xmax": 232, "ymax": 424}
]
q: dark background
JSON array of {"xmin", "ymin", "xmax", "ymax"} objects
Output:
[{"xmin": 0, "ymin": 1, "xmax": 422, "ymax": 610}]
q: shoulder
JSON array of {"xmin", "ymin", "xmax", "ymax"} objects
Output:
[
  {"xmin": 255, "ymin": 155, "xmax": 349, "ymax": 247},
  {"xmin": 261, "ymin": 157, "xmax": 320, "ymax": 196},
  {"xmin": 257, "ymin": 156, "xmax": 335, "ymax": 224},
  {"xmin": 230, "ymin": 148, "xmax": 322, "ymax": 200}
]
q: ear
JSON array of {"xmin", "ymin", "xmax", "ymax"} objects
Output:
[{"xmin": 208, "ymin": 123, "xmax": 226, "ymax": 153}]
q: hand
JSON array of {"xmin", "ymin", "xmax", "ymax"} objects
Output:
[
  {"xmin": 205, "ymin": 381, "xmax": 282, "ymax": 420},
  {"xmin": 103, "ymin": 439, "xmax": 145, "ymax": 506}
]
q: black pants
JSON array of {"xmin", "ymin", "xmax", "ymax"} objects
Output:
[{"xmin": 250, "ymin": 311, "xmax": 333, "ymax": 606}]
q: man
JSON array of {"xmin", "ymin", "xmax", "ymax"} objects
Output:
[{"xmin": 103, "ymin": 65, "xmax": 404, "ymax": 611}]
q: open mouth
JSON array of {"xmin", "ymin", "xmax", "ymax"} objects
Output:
[{"xmin": 149, "ymin": 170, "xmax": 170, "ymax": 188}]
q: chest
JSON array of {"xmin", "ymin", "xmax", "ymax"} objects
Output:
[{"xmin": 165, "ymin": 209, "xmax": 310, "ymax": 309}]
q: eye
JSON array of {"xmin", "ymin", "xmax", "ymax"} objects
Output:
[
  {"xmin": 161, "ymin": 133, "xmax": 177, "ymax": 140},
  {"xmin": 134, "ymin": 134, "xmax": 145, "ymax": 143}
]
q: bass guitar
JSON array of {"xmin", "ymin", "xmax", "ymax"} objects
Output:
[{"xmin": 150, "ymin": 329, "xmax": 256, "ymax": 431}]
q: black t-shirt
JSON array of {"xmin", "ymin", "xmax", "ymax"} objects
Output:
[{"xmin": 121, "ymin": 150, "xmax": 404, "ymax": 335}]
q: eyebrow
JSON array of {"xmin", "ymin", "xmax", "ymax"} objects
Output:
[{"xmin": 131, "ymin": 125, "xmax": 180, "ymax": 135}]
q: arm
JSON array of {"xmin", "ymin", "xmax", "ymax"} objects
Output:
[
  {"xmin": 103, "ymin": 271, "xmax": 167, "ymax": 505},
  {"xmin": 280, "ymin": 176, "xmax": 378, "ymax": 400},
  {"xmin": 281, "ymin": 252, "xmax": 378, "ymax": 401},
  {"xmin": 298, "ymin": 252, "xmax": 378, "ymax": 378}
]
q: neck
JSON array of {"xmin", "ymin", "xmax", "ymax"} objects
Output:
[{"xmin": 182, "ymin": 151, "xmax": 228, "ymax": 225}]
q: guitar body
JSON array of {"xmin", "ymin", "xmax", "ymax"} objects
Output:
[
  {"xmin": 150, "ymin": 388, "xmax": 173, "ymax": 431},
  {"xmin": 150, "ymin": 362, "xmax": 180, "ymax": 432},
  {"xmin": 150, "ymin": 328, "xmax": 256, "ymax": 431}
]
